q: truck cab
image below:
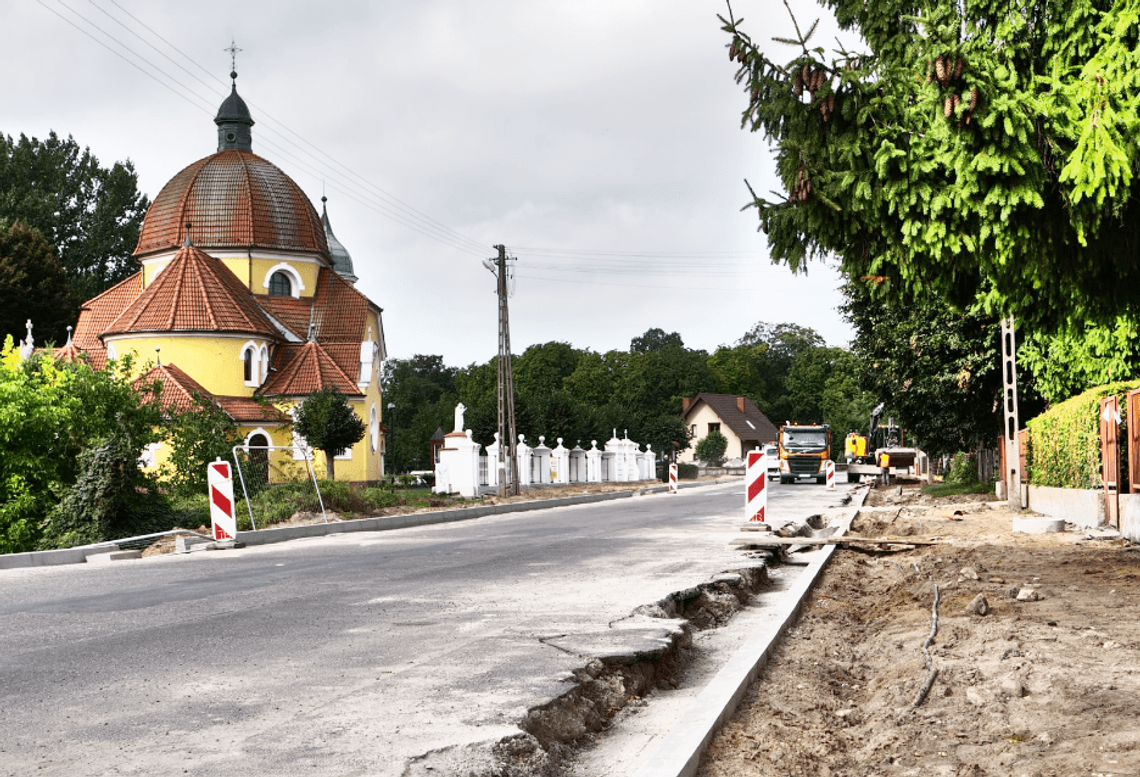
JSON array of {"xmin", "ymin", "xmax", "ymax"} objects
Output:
[{"xmin": 777, "ymin": 424, "xmax": 831, "ymax": 484}]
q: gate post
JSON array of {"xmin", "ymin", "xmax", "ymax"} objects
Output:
[{"xmin": 1101, "ymin": 395, "xmax": 1121, "ymax": 527}]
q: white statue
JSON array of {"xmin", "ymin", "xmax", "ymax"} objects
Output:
[{"xmin": 453, "ymin": 402, "xmax": 466, "ymax": 433}]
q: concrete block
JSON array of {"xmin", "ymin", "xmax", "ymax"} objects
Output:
[
  {"xmin": 1013, "ymin": 516, "xmax": 1065, "ymax": 534},
  {"xmin": 86, "ymin": 549, "xmax": 142, "ymax": 563},
  {"xmin": 1120, "ymin": 494, "xmax": 1140, "ymax": 543},
  {"xmin": 1027, "ymin": 485, "xmax": 1101, "ymax": 528}
]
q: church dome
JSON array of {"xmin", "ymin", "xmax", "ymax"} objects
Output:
[
  {"xmin": 134, "ymin": 76, "xmax": 329, "ymax": 260},
  {"xmin": 133, "ymin": 149, "xmax": 329, "ymax": 259}
]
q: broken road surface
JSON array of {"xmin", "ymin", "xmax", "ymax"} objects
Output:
[{"xmin": 0, "ymin": 479, "xmax": 855, "ymax": 776}]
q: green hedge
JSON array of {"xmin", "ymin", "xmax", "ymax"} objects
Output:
[
  {"xmin": 678, "ymin": 462, "xmax": 699, "ymax": 479},
  {"xmin": 1026, "ymin": 379, "xmax": 1140, "ymax": 489}
]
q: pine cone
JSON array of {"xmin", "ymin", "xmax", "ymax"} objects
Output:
[
  {"xmin": 969, "ymin": 87, "xmax": 979, "ymax": 111},
  {"xmin": 954, "ymin": 57, "xmax": 964, "ymax": 79},
  {"xmin": 729, "ymin": 40, "xmax": 738, "ymax": 61},
  {"xmin": 751, "ymin": 84, "xmax": 760, "ymax": 102},
  {"xmin": 802, "ymin": 64, "xmax": 811, "ymax": 85},
  {"xmin": 793, "ymin": 72, "xmax": 803, "ymax": 97},
  {"xmin": 944, "ymin": 95, "xmax": 953, "ymax": 118},
  {"xmin": 935, "ymin": 57, "xmax": 947, "ymax": 84}
]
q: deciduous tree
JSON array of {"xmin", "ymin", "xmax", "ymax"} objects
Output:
[
  {"xmin": 294, "ymin": 388, "xmax": 366, "ymax": 482},
  {"xmin": 0, "ymin": 219, "xmax": 80, "ymax": 346},
  {"xmin": 0, "ymin": 131, "xmax": 149, "ymax": 300}
]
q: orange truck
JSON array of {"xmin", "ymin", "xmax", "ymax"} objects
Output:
[{"xmin": 777, "ymin": 423, "xmax": 832, "ymax": 485}]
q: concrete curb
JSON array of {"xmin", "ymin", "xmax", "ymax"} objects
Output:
[
  {"xmin": 0, "ymin": 545, "xmax": 128, "ymax": 570},
  {"xmin": 0, "ymin": 478, "xmax": 738, "ymax": 568},
  {"xmin": 631, "ymin": 486, "xmax": 870, "ymax": 777}
]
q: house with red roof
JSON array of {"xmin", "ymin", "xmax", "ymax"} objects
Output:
[
  {"xmin": 678, "ymin": 393, "xmax": 779, "ymax": 463},
  {"xmin": 65, "ymin": 72, "xmax": 387, "ymax": 481}
]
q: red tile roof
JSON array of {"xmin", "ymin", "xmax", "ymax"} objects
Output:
[
  {"xmin": 134, "ymin": 149, "xmax": 329, "ymax": 259},
  {"xmin": 49, "ymin": 340, "xmax": 87, "ymax": 364},
  {"xmin": 136, "ymin": 363, "xmax": 214, "ymax": 416},
  {"xmin": 103, "ymin": 245, "xmax": 279, "ymax": 338},
  {"xmin": 73, "ymin": 272, "xmax": 145, "ymax": 370},
  {"xmin": 258, "ymin": 295, "xmax": 312, "ymax": 340},
  {"xmin": 310, "ymin": 270, "xmax": 373, "ymax": 342},
  {"xmin": 136, "ymin": 362, "xmax": 284, "ymax": 423},
  {"xmin": 261, "ymin": 341, "xmax": 360, "ymax": 397},
  {"xmin": 214, "ymin": 395, "xmax": 286, "ymax": 423}
]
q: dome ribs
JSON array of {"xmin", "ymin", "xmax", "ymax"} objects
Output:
[{"xmin": 134, "ymin": 150, "xmax": 329, "ymax": 259}]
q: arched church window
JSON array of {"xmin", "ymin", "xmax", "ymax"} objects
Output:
[
  {"xmin": 269, "ymin": 271, "xmax": 292, "ymax": 297},
  {"xmin": 243, "ymin": 348, "xmax": 254, "ymax": 382}
]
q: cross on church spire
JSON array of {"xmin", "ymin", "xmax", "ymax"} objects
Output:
[{"xmin": 224, "ymin": 38, "xmax": 242, "ymax": 80}]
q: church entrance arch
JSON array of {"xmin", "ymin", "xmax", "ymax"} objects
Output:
[{"xmin": 246, "ymin": 432, "xmax": 270, "ymax": 486}]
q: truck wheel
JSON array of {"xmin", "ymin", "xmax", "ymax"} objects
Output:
[
  {"xmin": 847, "ymin": 473, "xmax": 860, "ymax": 483},
  {"xmin": 816, "ymin": 475, "xmax": 826, "ymax": 485},
  {"xmin": 780, "ymin": 475, "xmax": 793, "ymax": 485}
]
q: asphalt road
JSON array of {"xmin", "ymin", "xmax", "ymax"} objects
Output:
[{"xmin": 0, "ymin": 479, "xmax": 854, "ymax": 776}]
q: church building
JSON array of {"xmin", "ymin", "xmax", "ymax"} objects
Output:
[{"xmin": 61, "ymin": 71, "xmax": 388, "ymax": 481}]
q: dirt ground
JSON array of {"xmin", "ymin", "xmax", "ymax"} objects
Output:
[{"xmin": 699, "ymin": 480, "xmax": 1140, "ymax": 777}]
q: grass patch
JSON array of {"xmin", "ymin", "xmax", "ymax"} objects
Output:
[
  {"xmin": 163, "ymin": 482, "xmax": 480, "ymax": 533},
  {"xmin": 921, "ymin": 481, "xmax": 996, "ymax": 498}
]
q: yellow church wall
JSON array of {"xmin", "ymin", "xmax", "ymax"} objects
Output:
[
  {"xmin": 107, "ymin": 333, "xmax": 268, "ymax": 397},
  {"xmin": 247, "ymin": 393, "xmax": 382, "ymax": 484},
  {"xmin": 250, "ymin": 256, "xmax": 322, "ymax": 298}
]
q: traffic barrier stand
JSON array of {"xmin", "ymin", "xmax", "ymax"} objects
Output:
[
  {"xmin": 208, "ymin": 458, "xmax": 237, "ymax": 541},
  {"xmin": 746, "ymin": 451, "xmax": 768, "ymax": 522},
  {"xmin": 826, "ymin": 459, "xmax": 836, "ymax": 490},
  {"xmin": 669, "ymin": 462, "xmax": 678, "ymax": 494}
]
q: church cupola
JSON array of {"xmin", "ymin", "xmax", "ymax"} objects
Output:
[
  {"xmin": 215, "ymin": 70, "xmax": 254, "ymax": 152},
  {"xmin": 322, "ymin": 197, "xmax": 359, "ymax": 284}
]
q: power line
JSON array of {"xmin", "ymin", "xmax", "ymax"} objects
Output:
[
  {"xmin": 43, "ymin": 0, "xmax": 491, "ymax": 257},
  {"xmin": 41, "ymin": 1, "xmax": 761, "ymax": 269}
]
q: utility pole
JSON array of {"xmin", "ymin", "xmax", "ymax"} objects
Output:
[{"xmin": 485, "ymin": 245, "xmax": 519, "ymax": 496}]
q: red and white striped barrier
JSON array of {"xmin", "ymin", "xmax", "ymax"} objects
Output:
[
  {"xmin": 826, "ymin": 459, "xmax": 836, "ymax": 490},
  {"xmin": 746, "ymin": 451, "xmax": 767, "ymax": 522},
  {"xmin": 669, "ymin": 462, "xmax": 678, "ymax": 494},
  {"xmin": 208, "ymin": 459, "xmax": 237, "ymax": 540}
]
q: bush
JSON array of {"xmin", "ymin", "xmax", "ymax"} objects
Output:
[
  {"xmin": 1026, "ymin": 379, "xmax": 1140, "ymax": 489},
  {"xmin": 944, "ymin": 452, "xmax": 980, "ymax": 485},
  {"xmin": 678, "ymin": 462, "xmax": 699, "ymax": 479},
  {"xmin": 40, "ymin": 430, "xmax": 169, "ymax": 547},
  {"xmin": 160, "ymin": 392, "xmax": 241, "ymax": 498},
  {"xmin": 694, "ymin": 430, "xmax": 728, "ymax": 465}
]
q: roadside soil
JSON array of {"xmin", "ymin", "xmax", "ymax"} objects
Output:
[{"xmin": 699, "ymin": 480, "xmax": 1140, "ymax": 777}]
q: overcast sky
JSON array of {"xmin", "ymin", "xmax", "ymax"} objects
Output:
[{"xmin": 5, "ymin": 0, "xmax": 856, "ymax": 367}]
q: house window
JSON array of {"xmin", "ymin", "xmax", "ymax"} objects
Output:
[
  {"xmin": 708, "ymin": 422, "xmax": 721, "ymax": 435},
  {"xmin": 243, "ymin": 348, "xmax": 253, "ymax": 382},
  {"xmin": 268, "ymin": 270, "xmax": 292, "ymax": 297}
]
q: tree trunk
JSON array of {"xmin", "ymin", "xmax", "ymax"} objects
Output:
[{"xmin": 325, "ymin": 450, "xmax": 336, "ymax": 481}]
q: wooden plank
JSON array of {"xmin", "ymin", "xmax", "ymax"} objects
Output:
[{"xmin": 732, "ymin": 535, "xmax": 938, "ymax": 547}]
